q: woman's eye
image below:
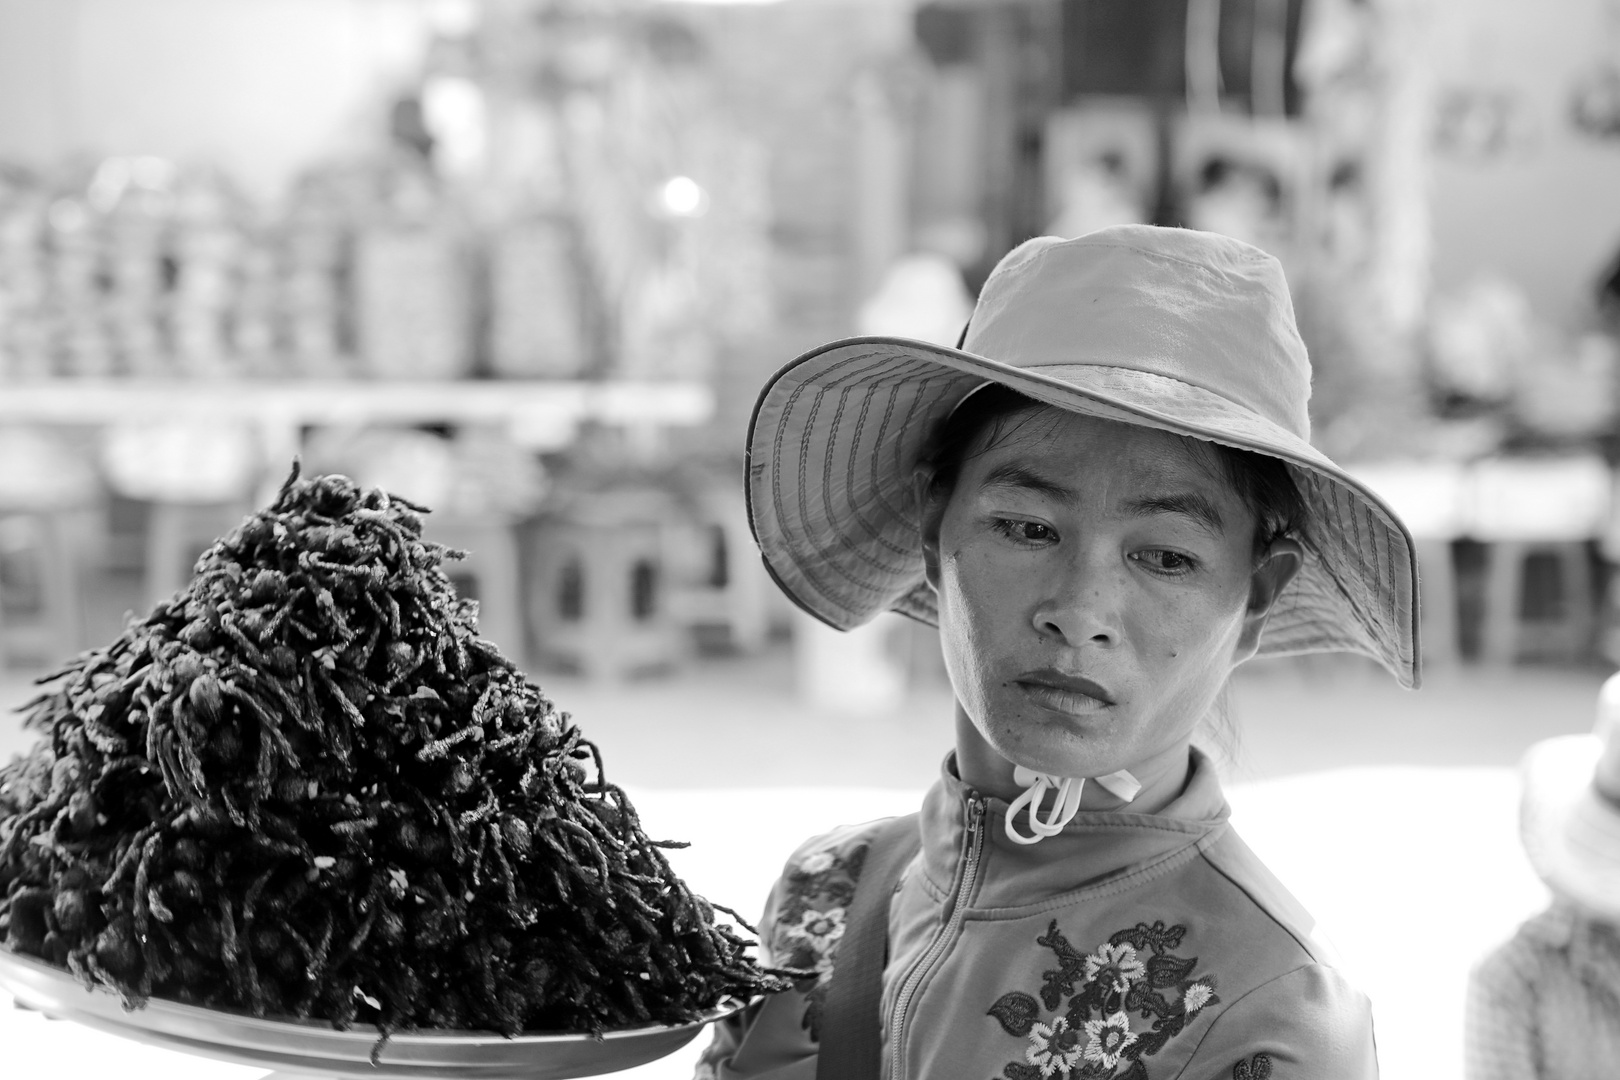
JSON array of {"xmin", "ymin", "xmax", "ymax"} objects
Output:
[
  {"xmin": 1133, "ymin": 549, "xmax": 1196, "ymax": 574},
  {"xmin": 992, "ymin": 519, "xmax": 1057, "ymax": 544}
]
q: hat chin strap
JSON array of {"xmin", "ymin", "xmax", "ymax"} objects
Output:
[{"xmin": 1004, "ymin": 765, "xmax": 1143, "ymax": 846}]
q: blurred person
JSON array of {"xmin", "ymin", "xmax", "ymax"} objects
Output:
[
  {"xmin": 1184, "ymin": 156, "xmax": 1289, "ymax": 252},
  {"xmin": 1046, "ymin": 152, "xmax": 1147, "ymax": 240},
  {"xmin": 855, "ymin": 253, "xmax": 974, "ymax": 348},
  {"xmin": 1464, "ymin": 673, "xmax": 1620, "ymax": 1079},
  {"xmin": 698, "ymin": 225, "xmax": 1418, "ymax": 1079}
]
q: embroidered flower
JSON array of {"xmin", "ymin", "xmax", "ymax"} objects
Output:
[
  {"xmin": 798, "ymin": 850, "xmax": 836, "ymax": 875},
  {"xmin": 1182, "ymin": 979, "xmax": 1215, "ymax": 1015},
  {"xmin": 785, "ymin": 907, "xmax": 845, "ymax": 953},
  {"xmin": 1082, "ymin": 942, "xmax": 1145, "ymax": 994},
  {"xmin": 1081, "ymin": 1011, "xmax": 1139, "ymax": 1069},
  {"xmin": 1025, "ymin": 1016, "xmax": 1085, "ymax": 1077},
  {"xmin": 988, "ymin": 921, "xmax": 1212, "ymax": 1079}
]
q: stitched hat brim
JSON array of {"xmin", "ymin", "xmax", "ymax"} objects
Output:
[
  {"xmin": 1521, "ymin": 736, "xmax": 1620, "ymax": 921},
  {"xmin": 746, "ymin": 336, "xmax": 1421, "ymax": 688}
]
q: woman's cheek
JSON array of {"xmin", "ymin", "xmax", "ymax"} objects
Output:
[
  {"xmin": 1143, "ymin": 591, "xmax": 1245, "ymax": 667},
  {"xmin": 937, "ymin": 551, "xmax": 1014, "ymax": 713}
]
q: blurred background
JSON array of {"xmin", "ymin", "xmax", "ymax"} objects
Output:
[{"xmin": 3, "ymin": 0, "xmax": 1620, "ymax": 1077}]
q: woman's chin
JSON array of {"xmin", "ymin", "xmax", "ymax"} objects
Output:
[{"xmin": 995, "ymin": 739, "xmax": 1115, "ymax": 783}]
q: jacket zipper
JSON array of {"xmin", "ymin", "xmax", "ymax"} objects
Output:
[{"xmin": 887, "ymin": 795, "xmax": 985, "ymax": 1080}]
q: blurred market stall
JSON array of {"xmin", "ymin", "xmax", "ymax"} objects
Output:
[
  {"xmin": 0, "ymin": 0, "xmax": 1619, "ymax": 713},
  {"xmin": 0, "ymin": 1, "xmax": 1616, "ymax": 711}
]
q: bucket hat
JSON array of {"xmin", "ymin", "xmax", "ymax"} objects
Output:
[
  {"xmin": 746, "ymin": 224, "xmax": 1421, "ymax": 687},
  {"xmin": 1521, "ymin": 673, "xmax": 1620, "ymax": 922}
]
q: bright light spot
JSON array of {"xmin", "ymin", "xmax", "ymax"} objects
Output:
[
  {"xmin": 423, "ymin": 76, "xmax": 488, "ymax": 178},
  {"xmin": 47, "ymin": 199, "xmax": 90, "ymax": 233},
  {"xmin": 658, "ymin": 176, "xmax": 708, "ymax": 218},
  {"xmin": 87, "ymin": 158, "xmax": 132, "ymax": 213}
]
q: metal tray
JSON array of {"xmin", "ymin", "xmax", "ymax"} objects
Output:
[{"xmin": 0, "ymin": 948, "xmax": 739, "ymax": 1079}]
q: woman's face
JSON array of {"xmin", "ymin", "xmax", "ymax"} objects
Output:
[{"xmin": 921, "ymin": 407, "xmax": 1300, "ymax": 795}]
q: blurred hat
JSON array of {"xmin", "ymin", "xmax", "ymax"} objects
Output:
[
  {"xmin": 100, "ymin": 422, "xmax": 258, "ymax": 504},
  {"xmin": 746, "ymin": 224, "xmax": 1421, "ymax": 686},
  {"xmin": 856, "ymin": 253, "xmax": 975, "ymax": 346},
  {"xmin": 1521, "ymin": 673, "xmax": 1620, "ymax": 922},
  {"xmin": 0, "ymin": 426, "xmax": 100, "ymax": 510}
]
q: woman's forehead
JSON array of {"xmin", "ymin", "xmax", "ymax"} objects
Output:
[{"xmin": 971, "ymin": 405, "xmax": 1232, "ymax": 491}]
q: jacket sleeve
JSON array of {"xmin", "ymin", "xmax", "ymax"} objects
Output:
[
  {"xmin": 1462, "ymin": 938, "xmax": 1540, "ymax": 1080},
  {"xmin": 693, "ymin": 822, "xmax": 880, "ymax": 1080},
  {"xmin": 694, "ymin": 988, "xmax": 820, "ymax": 1080},
  {"xmin": 692, "ymin": 865, "xmax": 819, "ymax": 1080},
  {"xmin": 1179, "ymin": 964, "xmax": 1378, "ymax": 1080}
]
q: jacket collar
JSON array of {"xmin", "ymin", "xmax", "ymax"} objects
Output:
[{"xmin": 918, "ymin": 748, "xmax": 1230, "ymax": 910}]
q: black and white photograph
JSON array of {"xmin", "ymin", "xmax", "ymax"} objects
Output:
[{"xmin": 4, "ymin": 2, "xmax": 1620, "ymax": 1078}]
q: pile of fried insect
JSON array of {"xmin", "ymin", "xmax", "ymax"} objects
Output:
[{"xmin": 0, "ymin": 465, "xmax": 783, "ymax": 1036}]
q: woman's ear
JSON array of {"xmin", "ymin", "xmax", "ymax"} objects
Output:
[
  {"xmin": 915, "ymin": 467, "xmax": 947, "ymax": 592},
  {"xmin": 1234, "ymin": 537, "xmax": 1303, "ymax": 662}
]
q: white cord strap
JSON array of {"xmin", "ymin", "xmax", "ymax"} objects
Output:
[{"xmin": 1004, "ymin": 766, "xmax": 1144, "ymax": 845}]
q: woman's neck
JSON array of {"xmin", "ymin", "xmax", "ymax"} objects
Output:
[{"xmin": 952, "ymin": 703, "xmax": 1195, "ymax": 816}]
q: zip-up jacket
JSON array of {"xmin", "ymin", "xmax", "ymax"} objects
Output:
[{"xmin": 696, "ymin": 750, "xmax": 1377, "ymax": 1080}]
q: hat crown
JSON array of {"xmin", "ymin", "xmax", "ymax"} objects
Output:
[{"xmin": 963, "ymin": 226, "xmax": 1313, "ymax": 441}]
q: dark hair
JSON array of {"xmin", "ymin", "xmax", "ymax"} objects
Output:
[{"xmin": 920, "ymin": 384, "xmax": 1306, "ymax": 557}]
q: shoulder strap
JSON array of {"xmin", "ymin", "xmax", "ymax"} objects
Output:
[{"xmin": 815, "ymin": 812, "xmax": 922, "ymax": 1080}]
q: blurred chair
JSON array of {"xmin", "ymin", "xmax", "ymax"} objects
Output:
[
  {"xmin": 1596, "ymin": 470, "xmax": 1620, "ymax": 665},
  {"xmin": 0, "ymin": 427, "xmax": 101, "ymax": 668},
  {"xmin": 1465, "ymin": 455, "xmax": 1610, "ymax": 665},
  {"xmin": 426, "ymin": 516, "xmax": 525, "ymax": 663},
  {"xmin": 666, "ymin": 486, "xmax": 772, "ymax": 655},
  {"xmin": 1345, "ymin": 461, "xmax": 1468, "ymax": 666},
  {"xmin": 99, "ymin": 422, "xmax": 258, "ymax": 608},
  {"xmin": 527, "ymin": 489, "xmax": 682, "ymax": 680},
  {"xmin": 306, "ymin": 423, "xmax": 544, "ymax": 663}
]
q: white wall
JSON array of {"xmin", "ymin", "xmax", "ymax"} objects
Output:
[
  {"xmin": 1427, "ymin": 0, "xmax": 1620, "ymax": 324},
  {"xmin": 0, "ymin": 0, "xmax": 440, "ymax": 198}
]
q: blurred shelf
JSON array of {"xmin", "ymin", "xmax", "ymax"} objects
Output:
[{"xmin": 0, "ymin": 379, "xmax": 714, "ymax": 431}]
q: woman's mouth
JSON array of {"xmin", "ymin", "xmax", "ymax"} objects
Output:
[{"xmin": 1015, "ymin": 669, "xmax": 1115, "ymax": 715}]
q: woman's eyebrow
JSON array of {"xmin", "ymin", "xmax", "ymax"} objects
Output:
[
  {"xmin": 1123, "ymin": 494, "xmax": 1226, "ymax": 536},
  {"xmin": 977, "ymin": 464, "xmax": 1227, "ymax": 536},
  {"xmin": 979, "ymin": 462, "xmax": 1075, "ymax": 502}
]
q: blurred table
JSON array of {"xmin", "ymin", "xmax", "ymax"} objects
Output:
[
  {"xmin": 0, "ymin": 771, "xmax": 1543, "ymax": 1080},
  {"xmin": 0, "ymin": 378, "xmax": 715, "ymax": 465},
  {"xmin": 0, "ymin": 378, "xmax": 713, "ymax": 511}
]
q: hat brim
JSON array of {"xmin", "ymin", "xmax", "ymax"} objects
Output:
[
  {"xmin": 1521, "ymin": 735, "xmax": 1620, "ymax": 921},
  {"xmin": 746, "ymin": 336, "xmax": 1421, "ymax": 688}
]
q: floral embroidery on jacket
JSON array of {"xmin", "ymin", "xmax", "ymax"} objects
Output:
[
  {"xmin": 768, "ymin": 839, "xmax": 869, "ymax": 1041},
  {"xmin": 1232, "ymin": 1052, "xmax": 1272, "ymax": 1080},
  {"xmin": 987, "ymin": 920, "xmax": 1219, "ymax": 1080}
]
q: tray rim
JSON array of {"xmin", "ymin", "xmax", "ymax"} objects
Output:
[{"xmin": 0, "ymin": 944, "xmax": 744, "ymax": 1075}]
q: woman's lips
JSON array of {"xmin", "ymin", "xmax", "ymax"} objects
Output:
[{"xmin": 1015, "ymin": 669, "xmax": 1115, "ymax": 714}]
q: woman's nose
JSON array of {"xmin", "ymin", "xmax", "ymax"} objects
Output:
[{"xmin": 1030, "ymin": 553, "xmax": 1122, "ymax": 646}]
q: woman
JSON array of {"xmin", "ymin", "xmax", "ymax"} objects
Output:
[
  {"xmin": 1465, "ymin": 673, "xmax": 1620, "ymax": 1078},
  {"xmin": 699, "ymin": 225, "xmax": 1418, "ymax": 1080}
]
